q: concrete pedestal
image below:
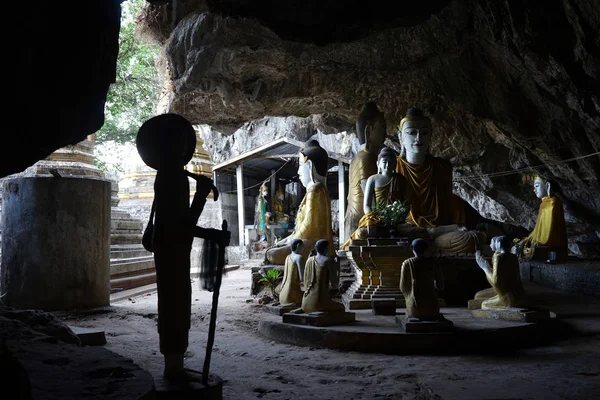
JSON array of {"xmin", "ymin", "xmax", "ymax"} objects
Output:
[{"xmin": 0, "ymin": 177, "xmax": 110, "ymax": 311}]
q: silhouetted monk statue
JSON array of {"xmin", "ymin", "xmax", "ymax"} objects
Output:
[{"xmin": 136, "ymin": 113, "xmax": 231, "ymax": 383}]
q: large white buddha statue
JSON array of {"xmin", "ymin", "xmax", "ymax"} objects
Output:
[{"xmin": 395, "ymin": 108, "xmax": 486, "ymax": 253}]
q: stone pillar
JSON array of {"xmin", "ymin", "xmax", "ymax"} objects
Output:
[
  {"xmin": 338, "ymin": 160, "xmax": 346, "ymax": 247},
  {"xmin": 0, "ymin": 177, "xmax": 111, "ymax": 310},
  {"xmin": 236, "ymin": 164, "xmax": 245, "ymax": 246}
]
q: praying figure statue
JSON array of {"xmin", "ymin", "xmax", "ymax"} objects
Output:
[
  {"xmin": 475, "ymin": 235, "xmax": 527, "ymax": 308},
  {"xmin": 344, "ymin": 102, "xmax": 386, "ymax": 243},
  {"xmin": 278, "ymin": 239, "xmax": 305, "ymax": 306},
  {"xmin": 264, "ymin": 140, "xmax": 334, "ymax": 264},
  {"xmin": 136, "ymin": 113, "xmax": 230, "ymax": 382},
  {"xmin": 400, "ymin": 238, "xmax": 445, "ymax": 321},
  {"xmin": 395, "ymin": 107, "xmax": 486, "ymax": 253},
  {"xmin": 341, "ymin": 146, "xmax": 410, "ymax": 248},
  {"xmin": 255, "ymin": 182, "xmax": 271, "ymax": 242},
  {"xmin": 301, "ymin": 240, "xmax": 345, "ymax": 313},
  {"xmin": 272, "ymin": 183, "xmax": 290, "ymax": 224},
  {"xmin": 515, "ymin": 175, "xmax": 568, "ymax": 261}
]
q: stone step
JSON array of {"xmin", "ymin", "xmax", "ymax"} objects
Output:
[
  {"xmin": 110, "ymin": 258, "xmax": 155, "ymax": 276},
  {"xmin": 111, "ymin": 233, "xmax": 144, "ymax": 245},
  {"xmin": 111, "ymin": 219, "xmax": 143, "ymax": 231},
  {"xmin": 110, "ymin": 272, "xmax": 157, "ymax": 292},
  {"xmin": 110, "ymin": 244, "xmax": 152, "ymax": 259}
]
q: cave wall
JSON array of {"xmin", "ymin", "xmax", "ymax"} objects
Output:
[{"xmin": 146, "ymin": 0, "xmax": 600, "ymax": 258}]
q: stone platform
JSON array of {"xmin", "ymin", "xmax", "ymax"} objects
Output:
[
  {"xmin": 282, "ymin": 310, "xmax": 356, "ymax": 327},
  {"xmin": 258, "ymin": 307, "xmax": 568, "ymax": 355},
  {"xmin": 471, "ymin": 307, "xmax": 552, "ymax": 323},
  {"xmin": 396, "ymin": 314, "xmax": 454, "ymax": 333}
]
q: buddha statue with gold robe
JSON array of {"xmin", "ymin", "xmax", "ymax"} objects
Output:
[
  {"xmin": 272, "ymin": 183, "xmax": 290, "ymax": 224},
  {"xmin": 301, "ymin": 240, "xmax": 345, "ymax": 314},
  {"xmin": 344, "ymin": 102, "xmax": 386, "ymax": 243},
  {"xmin": 278, "ymin": 239, "xmax": 305, "ymax": 306},
  {"xmin": 395, "ymin": 108, "xmax": 486, "ymax": 253},
  {"xmin": 475, "ymin": 235, "xmax": 526, "ymax": 308},
  {"xmin": 515, "ymin": 175, "xmax": 568, "ymax": 261},
  {"xmin": 264, "ymin": 140, "xmax": 334, "ymax": 265},
  {"xmin": 341, "ymin": 146, "xmax": 410, "ymax": 248},
  {"xmin": 400, "ymin": 239, "xmax": 445, "ymax": 321}
]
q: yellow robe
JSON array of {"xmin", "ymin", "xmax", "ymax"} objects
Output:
[
  {"xmin": 481, "ymin": 252, "xmax": 526, "ymax": 308},
  {"xmin": 278, "ymin": 255, "xmax": 303, "ymax": 306},
  {"xmin": 344, "ymin": 149, "xmax": 377, "ymax": 240},
  {"xmin": 396, "ymin": 155, "xmax": 465, "ymax": 227},
  {"xmin": 340, "ymin": 174, "xmax": 408, "ymax": 249},
  {"xmin": 520, "ymin": 195, "xmax": 567, "ymax": 260},
  {"xmin": 266, "ymin": 182, "xmax": 334, "ymax": 264},
  {"xmin": 399, "ymin": 257, "xmax": 442, "ymax": 321},
  {"xmin": 301, "ymin": 256, "xmax": 345, "ymax": 313}
]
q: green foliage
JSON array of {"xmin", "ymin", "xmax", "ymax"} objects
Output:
[
  {"xmin": 258, "ymin": 269, "xmax": 282, "ymax": 298},
  {"xmin": 373, "ymin": 199, "xmax": 410, "ymax": 227},
  {"xmin": 95, "ymin": 0, "xmax": 162, "ymax": 145}
]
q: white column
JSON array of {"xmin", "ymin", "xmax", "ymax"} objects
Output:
[
  {"xmin": 338, "ymin": 160, "xmax": 346, "ymax": 247},
  {"xmin": 236, "ymin": 164, "xmax": 245, "ymax": 246},
  {"xmin": 270, "ymin": 169, "xmax": 277, "ymax": 205}
]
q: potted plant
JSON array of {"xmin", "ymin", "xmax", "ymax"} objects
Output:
[
  {"xmin": 258, "ymin": 268, "xmax": 282, "ymax": 299},
  {"xmin": 372, "ymin": 200, "xmax": 410, "ymax": 237}
]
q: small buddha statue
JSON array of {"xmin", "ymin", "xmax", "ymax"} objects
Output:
[
  {"xmin": 341, "ymin": 146, "xmax": 410, "ymax": 248},
  {"xmin": 515, "ymin": 175, "xmax": 568, "ymax": 261},
  {"xmin": 344, "ymin": 102, "xmax": 386, "ymax": 243},
  {"xmin": 301, "ymin": 239, "xmax": 345, "ymax": 313},
  {"xmin": 278, "ymin": 239, "xmax": 305, "ymax": 306},
  {"xmin": 264, "ymin": 140, "xmax": 334, "ymax": 264},
  {"xmin": 395, "ymin": 107, "xmax": 486, "ymax": 253},
  {"xmin": 475, "ymin": 235, "xmax": 526, "ymax": 308},
  {"xmin": 254, "ymin": 182, "xmax": 271, "ymax": 242},
  {"xmin": 272, "ymin": 183, "xmax": 290, "ymax": 224},
  {"xmin": 400, "ymin": 238, "xmax": 445, "ymax": 321}
]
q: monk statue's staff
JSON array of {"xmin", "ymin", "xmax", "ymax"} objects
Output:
[{"xmin": 202, "ymin": 219, "xmax": 228, "ymax": 386}]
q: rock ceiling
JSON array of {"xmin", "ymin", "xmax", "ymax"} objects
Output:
[{"xmin": 148, "ymin": 0, "xmax": 600, "ymax": 257}]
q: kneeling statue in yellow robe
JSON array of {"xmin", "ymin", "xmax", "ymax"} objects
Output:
[
  {"xmin": 400, "ymin": 238, "xmax": 445, "ymax": 321},
  {"xmin": 278, "ymin": 239, "xmax": 305, "ymax": 306},
  {"xmin": 301, "ymin": 240, "xmax": 345, "ymax": 313},
  {"xmin": 475, "ymin": 235, "xmax": 526, "ymax": 308}
]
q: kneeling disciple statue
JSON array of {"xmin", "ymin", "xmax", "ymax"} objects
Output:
[
  {"xmin": 278, "ymin": 239, "xmax": 305, "ymax": 306},
  {"xmin": 301, "ymin": 240, "xmax": 345, "ymax": 313},
  {"xmin": 400, "ymin": 239, "xmax": 445, "ymax": 321},
  {"xmin": 475, "ymin": 235, "xmax": 526, "ymax": 308}
]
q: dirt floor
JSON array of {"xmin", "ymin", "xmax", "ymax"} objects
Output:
[{"xmin": 60, "ymin": 261, "xmax": 600, "ymax": 400}]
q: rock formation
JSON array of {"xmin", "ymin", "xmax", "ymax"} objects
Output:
[{"xmin": 140, "ymin": 0, "xmax": 599, "ymax": 258}]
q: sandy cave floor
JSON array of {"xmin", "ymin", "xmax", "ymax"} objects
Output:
[{"xmin": 59, "ymin": 262, "xmax": 600, "ymax": 400}]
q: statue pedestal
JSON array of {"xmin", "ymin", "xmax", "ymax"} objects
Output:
[
  {"xmin": 154, "ymin": 371, "xmax": 223, "ymax": 400},
  {"xmin": 282, "ymin": 310, "xmax": 356, "ymax": 327},
  {"xmin": 471, "ymin": 307, "xmax": 551, "ymax": 323},
  {"xmin": 265, "ymin": 302, "xmax": 299, "ymax": 316},
  {"xmin": 342, "ymin": 239, "xmax": 413, "ymax": 309},
  {"xmin": 396, "ymin": 314, "xmax": 454, "ymax": 333}
]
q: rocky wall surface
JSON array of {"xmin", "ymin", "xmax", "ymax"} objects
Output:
[{"xmin": 146, "ymin": 0, "xmax": 600, "ymax": 258}]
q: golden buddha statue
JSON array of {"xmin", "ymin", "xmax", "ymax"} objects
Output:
[
  {"xmin": 301, "ymin": 240, "xmax": 345, "ymax": 313},
  {"xmin": 344, "ymin": 102, "xmax": 386, "ymax": 243},
  {"xmin": 254, "ymin": 182, "xmax": 271, "ymax": 242},
  {"xmin": 272, "ymin": 183, "xmax": 290, "ymax": 224},
  {"xmin": 399, "ymin": 239, "xmax": 445, "ymax": 321},
  {"xmin": 341, "ymin": 146, "xmax": 410, "ymax": 248},
  {"xmin": 395, "ymin": 107, "xmax": 485, "ymax": 253},
  {"xmin": 475, "ymin": 235, "xmax": 526, "ymax": 308},
  {"xmin": 264, "ymin": 140, "xmax": 334, "ymax": 264},
  {"xmin": 278, "ymin": 239, "xmax": 305, "ymax": 306},
  {"xmin": 515, "ymin": 175, "xmax": 568, "ymax": 261}
]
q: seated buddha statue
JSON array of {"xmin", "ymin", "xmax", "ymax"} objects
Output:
[
  {"xmin": 254, "ymin": 182, "xmax": 271, "ymax": 242},
  {"xmin": 272, "ymin": 183, "xmax": 290, "ymax": 224},
  {"xmin": 344, "ymin": 102, "xmax": 386, "ymax": 243},
  {"xmin": 475, "ymin": 235, "xmax": 526, "ymax": 308},
  {"xmin": 264, "ymin": 140, "xmax": 334, "ymax": 264},
  {"xmin": 341, "ymin": 146, "xmax": 410, "ymax": 248},
  {"xmin": 400, "ymin": 239, "xmax": 445, "ymax": 321},
  {"xmin": 301, "ymin": 240, "xmax": 345, "ymax": 313},
  {"xmin": 278, "ymin": 239, "xmax": 305, "ymax": 306},
  {"xmin": 395, "ymin": 107, "xmax": 486, "ymax": 253},
  {"xmin": 515, "ymin": 175, "xmax": 568, "ymax": 261}
]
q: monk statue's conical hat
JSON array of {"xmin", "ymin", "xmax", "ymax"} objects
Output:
[{"xmin": 136, "ymin": 113, "xmax": 196, "ymax": 170}]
